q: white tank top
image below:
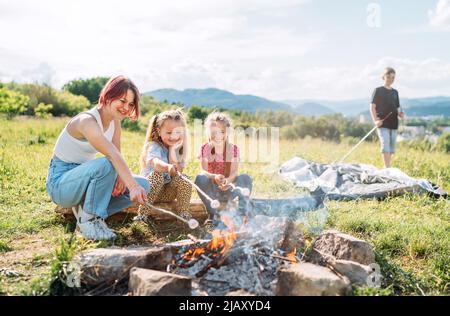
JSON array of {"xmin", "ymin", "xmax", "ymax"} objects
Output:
[{"xmin": 53, "ymin": 107, "xmax": 115, "ymax": 164}]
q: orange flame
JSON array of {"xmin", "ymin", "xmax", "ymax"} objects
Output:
[
  {"xmin": 286, "ymin": 248, "xmax": 297, "ymax": 263},
  {"xmin": 182, "ymin": 214, "xmax": 238, "ymax": 261}
]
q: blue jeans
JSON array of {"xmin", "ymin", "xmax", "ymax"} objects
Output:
[
  {"xmin": 46, "ymin": 157, "xmax": 150, "ymax": 219},
  {"xmin": 376, "ymin": 128, "xmax": 398, "ymax": 153},
  {"xmin": 194, "ymin": 174, "xmax": 253, "ymax": 218}
]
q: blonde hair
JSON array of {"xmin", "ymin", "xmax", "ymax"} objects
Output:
[
  {"xmin": 204, "ymin": 111, "xmax": 233, "ymax": 143},
  {"xmin": 139, "ymin": 109, "xmax": 188, "ymax": 171},
  {"xmin": 382, "ymin": 67, "xmax": 396, "ymax": 79},
  {"xmin": 204, "ymin": 111, "xmax": 234, "ymax": 176}
]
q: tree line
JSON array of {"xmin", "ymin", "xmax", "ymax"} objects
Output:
[{"xmin": 1, "ymin": 77, "xmax": 448, "ymax": 151}]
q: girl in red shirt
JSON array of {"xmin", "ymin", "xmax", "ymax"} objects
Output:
[{"xmin": 195, "ymin": 112, "xmax": 253, "ymax": 226}]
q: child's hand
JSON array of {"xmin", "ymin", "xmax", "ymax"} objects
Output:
[
  {"xmin": 214, "ymin": 174, "xmax": 225, "ymax": 186},
  {"xmin": 167, "ymin": 164, "xmax": 179, "ymax": 177},
  {"xmin": 170, "ymin": 139, "xmax": 184, "ymax": 151},
  {"xmin": 112, "ymin": 176, "xmax": 126, "ymax": 197},
  {"xmin": 219, "ymin": 183, "xmax": 231, "ymax": 191},
  {"xmin": 218, "ymin": 178, "xmax": 231, "ymax": 191},
  {"xmin": 398, "ymin": 111, "xmax": 405, "ymax": 119},
  {"xmin": 374, "ymin": 120, "xmax": 383, "ymax": 128},
  {"xmin": 175, "ymin": 163, "xmax": 184, "ymax": 173}
]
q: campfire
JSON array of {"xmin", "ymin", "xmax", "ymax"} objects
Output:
[
  {"xmin": 168, "ymin": 211, "xmax": 305, "ymax": 296},
  {"xmin": 74, "ymin": 195, "xmax": 376, "ymax": 296},
  {"xmin": 181, "ymin": 230, "xmax": 238, "ymax": 263}
]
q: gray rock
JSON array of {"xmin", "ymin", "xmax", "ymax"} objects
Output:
[
  {"xmin": 75, "ymin": 246, "xmax": 174, "ymax": 286},
  {"xmin": 311, "ymin": 230, "xmax": 375, "ymax": 265},
  {"xmin": 276, "ymin": 262, "xmax": 351, "ymax": 296},
  {"xmin": 225, "ymin": 289, "xmax": 256, "ymax": 296},
  {"xmin": 129, "ymin": 267, "xmax": 191, "ymax": 296},
  {"xmin": 332, "ymin": 259, "xmax": 372, "ymax": 286}
]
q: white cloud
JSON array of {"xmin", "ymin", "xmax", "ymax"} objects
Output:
[
  {"xmin": 429, "ymin": 0, "xmax": 450, "ymax": 30},
  {"xmin": 0, "ymin": 0, "xmax": 318, "ymax": 90},
  {"xmin": 125, "ymin": 57, "xmax": 450, "ymax": 100},
  {"xmin": 271, "ymin": 57, "xmax": 450, "ymax": 100},
  {"xmin": 1, "ymin": 1, "xmax": 450, "ymax": 100}
]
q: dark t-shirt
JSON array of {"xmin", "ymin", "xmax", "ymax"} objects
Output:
[{"xmin": 371, "ymin": 86, "xmax": 400, "ymax": 129}]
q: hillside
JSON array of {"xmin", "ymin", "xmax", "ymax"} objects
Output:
[
  {"xmin": 146, "ymin": 88, "xmax": 293, "ymax": 113},
  {"xmin": 146, "ymin": 87, "xmax": 450, "ymax": 118}
]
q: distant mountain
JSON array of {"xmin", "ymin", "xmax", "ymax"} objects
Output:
[
  {"xmin": 403, "ymin": 102, "xmax": 450, "ymax": 117},
  {"xmin": 358, "ymin": 97, "xmax": 450, "ymax": 118},
  {"xmin": 285, "ymin": 96, "xmax": 450, "ymax": 118},
  {"xmin": 283, "ymin": 98, "xmax": 369, "ymax": 116},
  {"xmin": 402, "ymin": 96, "xmax": 450, "ymax": 108},
  {"xmin": 283, "ymin": 101, "xmax": 335, "ymax": 116},
  {"xmin": 146, "ymin": 88, "xmax": 293, "ymax": 113},
  {"xmin": 145, "ymin": 88, "xmax": 450, "ymax": 118}
]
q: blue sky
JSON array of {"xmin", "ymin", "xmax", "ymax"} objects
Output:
[{"xmin": 0, "ymin": 0, "xmax": 449, "ymax": 100}]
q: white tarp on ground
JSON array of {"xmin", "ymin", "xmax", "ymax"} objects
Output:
[{"xmin": 278, "ymin": 157, "xmax": 448, "ymax": 200}]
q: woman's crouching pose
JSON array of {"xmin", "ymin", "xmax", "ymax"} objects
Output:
[{"xmin": 46, "ymin": 76, "xmax": 150, "ymax": 241}]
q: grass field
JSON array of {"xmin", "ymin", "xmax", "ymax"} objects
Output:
[{"xmin": 0, "ymin": 117, "xmax": 449, "ymax": 296}]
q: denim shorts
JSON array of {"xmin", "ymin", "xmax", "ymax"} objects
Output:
[{"xmin": 376, "ymin": 128, "xmax": 398, "ymax": 153}]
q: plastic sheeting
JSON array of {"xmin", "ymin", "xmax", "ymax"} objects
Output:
[{"xmin": 279, "ymin": 157, "xmax": 448, "ymax": 200}]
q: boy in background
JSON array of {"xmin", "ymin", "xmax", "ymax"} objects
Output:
[{"xmin": 370, "ymin": 67, "xmax": 405, "ymax": 168}]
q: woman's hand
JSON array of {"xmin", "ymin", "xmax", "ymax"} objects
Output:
[
  {"xmin": 129, "ymin": 185, "xmax": 147, "ymax": 205},
  {"xmin": 112, "ymin": 176, "xmax": 127, "ymax": 197},
  {"xmin": 113, "ymin": 176, "xmax": 126, "ymax": 197}
]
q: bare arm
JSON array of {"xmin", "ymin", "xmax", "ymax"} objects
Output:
[
  {"xmin": 168, "ymin": 145, "xmax": 185, "ymax": 172},
  {"xmin": 199, "ymin": 158, "xmax": 226, "ymax": 186},
  {"xmin": 112, "ymin": 119, "xmax": 121, "ymax": 152},
  {"xmin": 370, "ymin": 103, "xmax": 379, "ymax": 122},
  {"xmin": 150, "ymin": 157, "xmax": 172, "ymax": 174},
  {"xmin": 370, "ymin": 103, "xmax": 382, "ymax": 127},
  {"xmin": 79, "ymin": 116, "xmax": 139, "ymax": 191},
  {"xmin": 225, "ymin": 160, "xmax": 238, "ymax": 183},
  {"xmin": 111, "ymin": 120, "xmax": 126, "ymax": 196},
  {"xmin": 200, "ymin": 159, "xmax": 216, "ymax": 179}
]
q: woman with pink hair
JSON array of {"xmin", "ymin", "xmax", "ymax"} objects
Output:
[{"xmin": 46, "ymin": 76, "xmax": 150, "ymax": 240}]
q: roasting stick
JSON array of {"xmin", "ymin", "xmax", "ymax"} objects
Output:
[
  {"xmin": 333, "ymin": 111, "xmax": 393, "ymax": 164},
  {"xmin": 145, "ymin": 202, "xmax": 199, "ymax": 229},
  {"xmin": 178, "ymin": 173, "xmax": 220, "ymax": 209},
  {"xmin": 228, "ymin": 182, "xmax": 250, "ymax": 197}
]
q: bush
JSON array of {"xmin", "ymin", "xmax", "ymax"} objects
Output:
[
  {"xmin": 139, "ymin": 95, "xmax": 173, "ymax": 116},
  {"xmin": 187, "ymin": 105, "xmax": 210, "ymax": 123},
  {"xmin": 52, "ymin": 91, "xmax": 90, "ymax": 116},
  {"xmin": 4, "ymin": 82, "xmax": 56, "ymax": 115},
  {"xmin": 62, "ymin": 77, "xmax": 109, "ymax": 104},
  {"xmin": 436, "ymin": 133, "xmax": 450, "ymax": 153},
  {"xmin": 0, "ymin": 88, "xmax": 29, "ymax": 119},
  {"xmin": 400, "ymin": 138, "xmax": 435, "ymax": 152},
  {"xmin": 4, "ymin": 82, "xmax": 90, "ymax": 117},
  {"xmin": 34, "ymin": 103, "xmax": 53, "ymax": 119},
  {"xmin": 121, "ymin": 119, "xmax": 143, "ymax": 132}
]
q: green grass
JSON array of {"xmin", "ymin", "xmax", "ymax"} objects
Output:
[
  {"xmin": 0, "ymin": 116, "xmax": 449, "ymax": 295},
  {"xmin": 0, "ymin": 239, "xmax": 12, "ymax": 252}
]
